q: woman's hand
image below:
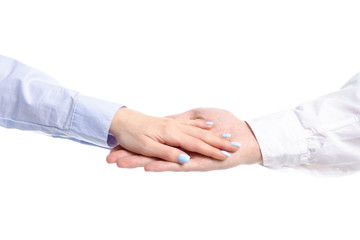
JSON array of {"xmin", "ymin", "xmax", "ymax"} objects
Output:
[{"xmin": 109, "ymin": 108, "xmax": 240, "ymax": 163}]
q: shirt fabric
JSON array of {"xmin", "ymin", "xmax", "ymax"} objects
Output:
[
  {"xmin": 0, "ymin": 55, "xmax": 122, "ymax": 148},
  {"xmin": 247, "ymin": 73, "xmax": 360, "ymax": 174},
  {"xmin": 2, "ymin": 55, "xmax": 360, "ymax": 173}
]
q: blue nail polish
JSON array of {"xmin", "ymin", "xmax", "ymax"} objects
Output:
[
  {"xmin": 222, "ymin": 133, "xmax": 231, "ymax": 138},
  {"xmin": 205, "ymin": 121, "xmax": 214, "ymax": 125},
  {"xmin": 220, "ymin": 150, "xmax": 230, "ymax": 157},
  {"xmin": 231, "ymin": 142, "xmax": 241, "ymax": 148},
  {"xmin": 178, "ymin": 154, "xmax": 190, "ymax": 164}
]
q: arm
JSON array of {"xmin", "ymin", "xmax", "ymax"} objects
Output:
[
  {"xmin": 248, "ymin": 73, "xmax": 360, "ymax": 173},
  {"xmin": 0, "ymin": 56, "xmax": 239, "ymax": 163},
  {"xmin": 0, "ymin": 55, "xmax": 122, "ymax": 148}
]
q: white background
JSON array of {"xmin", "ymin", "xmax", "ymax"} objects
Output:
[{"xmin": 1, "ymin": 0, "xmax": 360, "ymax": 239}]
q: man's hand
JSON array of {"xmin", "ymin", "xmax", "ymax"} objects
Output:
[{"xmin": 107, "ymin": 108, "xmax": 263, "ymax": 171}]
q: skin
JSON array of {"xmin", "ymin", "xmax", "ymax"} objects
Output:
[
  {"xmin": 107, "ymin": 108, "xmax": 263, "ymax": 171},
  {"xmin": 109, "ymin": 108, "xmax": 239, "ymax": 164}
]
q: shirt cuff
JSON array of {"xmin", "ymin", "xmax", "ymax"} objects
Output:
[
  {"xmin": 247, "ymin": 110, "xmax": 310, "ymax": 167},
  {"xmin": 69, "ymin": 95, "xmax": 123, "ymax": 148}
]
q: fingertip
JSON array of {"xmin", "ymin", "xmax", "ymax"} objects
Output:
[
  {"xmin": 231, "ymin": 142, "xmax": 242, "ymax": 148},
  {"xmin": 177, "ymin": 153, "xmax": 190, "ymax": 164},
  {"xmin": 222, "ymin": 133, "xmax": 232, "ymax": 138},
  {"xmin": 144, "ymin": 167, "xmax": 152, "ymax": 172},
  {"xmin": 220, "ymin": 150, "xmax": 231, "ymax": 158},
  {"xmin": 106, "ymin": 154, "xmax": 116, "ymax": 164},
  {"xmin": 213, "ymin": 150, "xmax": 230, "ymax": 161},
  {"xmin": 116, "ymin": 159, "xmax": 129, "ymax": 168},
  {"xmin": 203, "ymin": 121, "xmax": 214, "ymax": 129},
  {"xmin": 146, "ymin": 141, "xmax": 189, "ymax": 163},
  {"xmin": 222, "ymin": 141, "xmax": 242, "ymax": 153}
]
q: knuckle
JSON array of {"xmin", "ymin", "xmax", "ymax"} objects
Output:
[{"xmin": 159, "ymin": 120, "xmax": 178, "ymax": 138}]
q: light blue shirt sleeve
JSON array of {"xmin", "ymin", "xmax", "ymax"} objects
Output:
[{"xmin": 0, "ymin": 55, "xmax": 122, "ymax": 148}]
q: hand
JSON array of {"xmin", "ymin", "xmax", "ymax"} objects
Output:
[
  {"xmin": 109, "ymin": 108, "xmax": 240, "ymax": 164},
  {"xmin": 107, "ymin": 108, "xmax": 263, "ymax": 171}
]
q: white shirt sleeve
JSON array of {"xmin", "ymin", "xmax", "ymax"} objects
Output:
[{"xmin": 247, "ymin": 73, "xmax": 360, "ymax": 174}]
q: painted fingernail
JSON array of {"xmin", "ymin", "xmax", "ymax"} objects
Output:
[
  {"xmin": 205, "ymin": 121, "xmax": 214, "ymax": 125},
  {"xmin": 222, "ymin": 133, "xmax": 231, "ymax": 138},
  {"xmin": 231, "ymin": 142, "xmax": 241, "ymax": 148},
  {"xmin": 220, "ymin": 150, "xmax": 231, "ymax": 157},
  {"xmin": 178, "ymin": 154, "xmax": 190, "ymax": 164}
]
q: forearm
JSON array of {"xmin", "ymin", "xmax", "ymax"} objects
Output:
[
  {"xmin": 247, "ymin": 73, "xmax": 360, "ymax": 173},
  {"xmin": 0, "ymin": 55, "xmax": 122, "ymax": 148}
]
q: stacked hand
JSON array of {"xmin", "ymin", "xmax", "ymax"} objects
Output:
[
  {"xmin": 107, "ymin": 108, "xmax": 263, "ymax": 171},
  {"xmin": 109, "ymin": 108, "xmax": 240, "ymax": 164}
]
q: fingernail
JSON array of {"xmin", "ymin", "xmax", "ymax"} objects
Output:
[
  {"xmin": 205, "ymin": 121, "xmax": 214, "ymax": 125},
  {"xmin": 231, "ymin": 142, "xmax": 241, "ymax": 148},
  {"xmin": 220, "ymin": 150, "xmax": 231, "ymax": 157},
  {"xmin": 222, "ymin": 133, "xmax": 231, "ymax": 138},
  {"xmin": 178, "ymin": 154, "xmax": 190, "ymax": 164}
]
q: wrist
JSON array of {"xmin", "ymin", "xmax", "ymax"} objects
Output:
[
  {"xmin": 70, "ymin": 94, "xmax": 123, "ymax": 148},
  {"xmin": 109, "ymin": 107, "xmax": 128, "ymax": 136},
  {"xmin": 244, "ymin": 121, "xmax": 263, "ymax": 165},
  {"xmin": 246, "ymin": 110, "xmax": 308, "ymax": 168}
]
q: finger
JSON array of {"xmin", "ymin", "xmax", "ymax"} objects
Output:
[
  {"xmin": 116, "ymin": 155, "xmax": 156, "ymax": 168},
  {"xmin": 107, "ymin": 146, "xmax": 135, "ymax": 164},
  {"xmin": 174, "ymin": 119, "xmax": 214, "ymax": 130},
  {"xmin": 141, "ymin": 138, "xmax": 191, "ymax": 164},
  {"xmin": 110, "ymin": 145, "xmax": 123, "ymax": 153},
  {"xmin": 145, "ymin": 160, "xmax": 183, "ymax": 172},
  {"xmin": 174, "ymin": 135, "xmax": 230, "ymax": 160},
  {"xmin": 181, "ymin": 127, "xmax": 241, "ymax": 153},
  {"xmin": 203, "ymin": 132, "xmax": 241, "ymax": 153},
  {"xmin": 144, "ymin": 154, "xmax": 219, "ymax": 172}
]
